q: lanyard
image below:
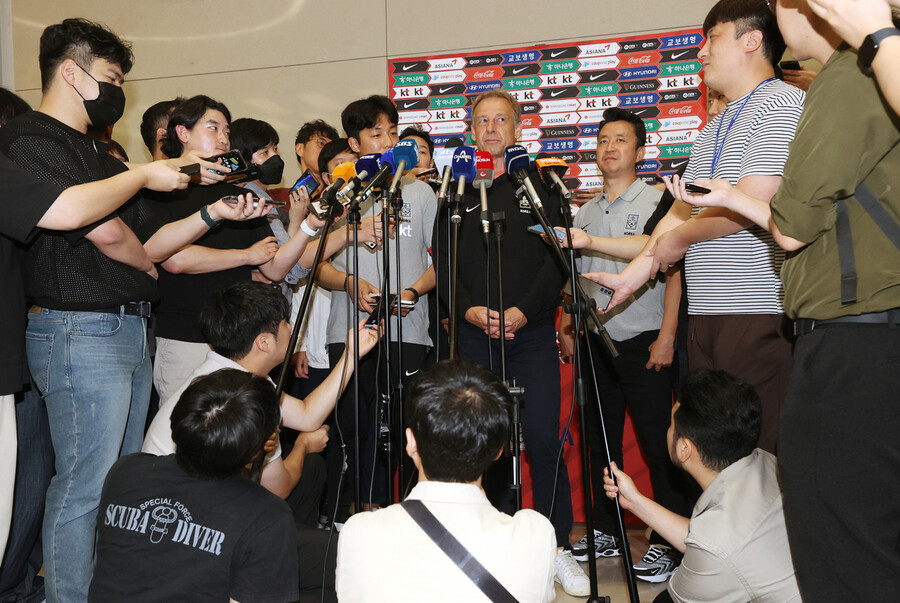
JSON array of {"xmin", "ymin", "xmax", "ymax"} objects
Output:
[{"xmin": 709, "ymin": 78, "xmax": 776, "ymax": 176}]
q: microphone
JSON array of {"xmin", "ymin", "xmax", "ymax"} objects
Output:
[
  {"xmin": 352, "ymin": 157, "xmax": 393, "ymax": 205},
  {"xmin": 451, "ymin": 146, "xmax": 476, "ymax": 200},
  {"xmin": 434, "ymin": 138, "xmax": 464, "ymax": 202},
  {"xmin": 474, "ymin": 151, "xmax": 494, "ymax": 238},
  {"xmin": 386, "ymin": 139, "xmax": 419, "ymax": 197},
  {"xmin": 332, "ymin": 162, "xmax": 360, "ymax": 202},
  {"xmin": 504, "ymin": 144, "xmax": 545, "ymax": 211},
  {"xmin": 535, "ymin": 154, "xmax": 572, "ymax": 200},
  {"xmin": 355, "ymin": 154, "xmax": 382, "ymax": 183}
]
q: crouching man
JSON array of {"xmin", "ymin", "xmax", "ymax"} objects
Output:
[{"xmin": 603, "ymin": 369, "xmax": 800, "ymax": 602}]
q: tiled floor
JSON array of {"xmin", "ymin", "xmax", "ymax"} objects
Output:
[{"xmin": 554, "ymin": 526, "xmax": 668, "ymax": 603}]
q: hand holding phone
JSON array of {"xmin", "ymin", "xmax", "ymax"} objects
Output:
[
  {"xmin": 528, "ymin": 223, "xmax": 565, "ymax": 241},
  {"xmin": 684, "ymin": 182, "xmax": 711, "ymax": 195}
]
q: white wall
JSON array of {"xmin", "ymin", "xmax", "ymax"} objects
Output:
[{"xmin": 11, "ymin": 0, "xmax": 721, "ymax": 182}]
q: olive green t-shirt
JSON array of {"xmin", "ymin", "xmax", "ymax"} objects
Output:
[{"xmin": 771, "ymin": 46, "xmax": 900, "ymax": 320}]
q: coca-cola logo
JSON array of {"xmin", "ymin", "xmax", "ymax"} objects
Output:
[
  {"xmin": 627, "ymin": 55, "xmax": 652, "ymax": 65},
  {"xmin": 666, "ymin": 106, "xmax": 693, "ymax": 115},
  {"xmin": 472, "ymin": 68, "xmax": 501, "ymax": 79}
]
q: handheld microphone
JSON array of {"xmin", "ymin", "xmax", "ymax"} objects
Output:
[
  {"xmin": 386, "ymin": 139, "xmax": 419, "ymax": 197},
  {"xmin": 535, "ymin": 153, "xmax": 572, "ymax": 199},
  {"xmin": 474, "ymin": 151, "xmax": 494, "ymax": 238},
  {"xmin": 451, "ymin": 146, "xmax": 476, "ymax": 200},
  {"xmin": 504, "ymin": 144, "xmax": 544, "ymax": 211}
]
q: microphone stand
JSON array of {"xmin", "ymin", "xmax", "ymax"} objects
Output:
[
  {"xmin": 347, "ymin": 191, "xmax": 365, "ymax": 516},
  {"xmin": 389, "ymin": 184, "xmax": 409, "ymax": 499},
  {"xmin": 483, "ymin": 198, "xmax": 526, "ymax": 512},
  {"xmin": 378, "ymin": 187, "xmax": 396, "ymax": 506},
  {"xmin": 528, "ymin": 182, "xmax": 636, "ymax": 603},
  {"xmin": 275, "ymin": 197, "xmax": 344, "ymax": 396},
  {"xmin": 432, "ymin": 180, "xmax": 451, "ymax": 362},
  {"xmin": 447, "ymin": 188, "xmax": 464, "ymax": 359}
]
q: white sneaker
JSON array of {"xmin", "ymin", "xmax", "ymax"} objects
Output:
[{"xmin": 554, "ymin": 549, "xmax": 590, "ymax": 597}]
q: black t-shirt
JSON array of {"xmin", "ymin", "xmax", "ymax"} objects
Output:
[
  {"xmin": 144, "ymin": 184, "xmax": 273, "ymax": 342},
  {"xmin": 90, "ymin": 454, "xmax": 299, "ymax": 603},
  {"xmin": 0, "ymin": 111, "xmax": 163, "ymax": 309},
  {"xmin": 0, "ymin": 153, "xmax": 63, "ymax": 393}
]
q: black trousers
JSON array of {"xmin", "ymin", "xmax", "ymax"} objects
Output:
[
  {"xmin": 458, "ymin": 322, "xmax": 573, "ymax": 547},
  {"xmin": 582, "ymin": 331, "xmax": 691, "ymax": 544},
  {"xmin": 778, "ymin": 323, "xmax": 900, "ymax": 601},
  {"xmin": 323, "ymin": 341, "xmax": 429, "ymax": 522}
]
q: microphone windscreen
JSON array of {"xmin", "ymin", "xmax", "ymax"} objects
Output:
[
  {"xmin": 380, "ymin": 150, "xmax": 396, "ymax": 174},
  {"xmin": 504, "ymin": 144, "xmax": 531, "ymax": 176},
  {"xmin": 433, "ymin": 147, "xmax": 455, "ymax": 174},
  {"xmin": 473, "ymin": 151, "xmax": 494, "ymax": 188},
  {"xmin": 356, "ymin": 154, "xmax": 382, "ymax": 179},
  {"xmin": 451, "ymin": 146, "xmax": 476, "ymax": 181},
  {"xmin": 391, "ymin": 139, "xmax": 419, "ymax": 168},
  {"xmin": 445, "ymin": 137, "xmax": 464, "ymax": 148},
  {"xmin": 331, "ymin": 161, "xmax": 356, "ymax": 183}
]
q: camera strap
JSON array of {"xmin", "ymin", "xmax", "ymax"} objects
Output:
[{"xmin": 400, "ymin": 499, "xmax": 518, "ymax": 603}]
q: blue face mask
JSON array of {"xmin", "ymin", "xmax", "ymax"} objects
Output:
[{"xmin": 72, "ymin": 63, "xmax": 126, "ymax": 127}]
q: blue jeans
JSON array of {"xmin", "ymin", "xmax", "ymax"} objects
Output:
[{"xmin": 25, "ymin": 309, "xmax": 151, "ymax": 603}]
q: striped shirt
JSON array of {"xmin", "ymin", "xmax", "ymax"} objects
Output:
[{"xmin": 683, "ymin": 79, "xmax": 805, "ymax": 315}]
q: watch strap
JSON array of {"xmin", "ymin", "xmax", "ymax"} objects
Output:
[{"xmin": 859, "ymin": 27, "xmax": 900, "ymax": 72}]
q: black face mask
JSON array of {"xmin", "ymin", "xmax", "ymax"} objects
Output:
[
  {"xmin": 256, "ymin": 154, "xmax": 284, "ymax": 185},
  {"xmin": 72, "ymin": 64, "xmax": 126, "ymax": 128}
]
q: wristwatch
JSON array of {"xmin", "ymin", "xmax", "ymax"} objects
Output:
[{"xmin": 858, "ymin": 27, "xmax": 900, "ymax": 73}]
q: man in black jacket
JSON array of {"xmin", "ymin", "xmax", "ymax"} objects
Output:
[{"xmin": 437, "ymin": 89, "xmax": 587, "ymax": 596}]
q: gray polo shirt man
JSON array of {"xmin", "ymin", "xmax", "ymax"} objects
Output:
[{"xmin": 574, "ymin": 179, "xmax": 664, "ymax": 340}]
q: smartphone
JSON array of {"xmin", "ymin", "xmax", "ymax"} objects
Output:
[
  {"xmin": 415, "ymin": 167, "xmax": 439, "ymax": 181},
  {"xmin": 204, "ymin": 149, "xmax": 247, "ymax": 174},
  {"xmin": 365, "ymin": 294, "xmax": 388, "ymax": 327},
  {"xmin": 220, "ymin": 194, "xmax": 286, "ymax": 208},
  {"xmin": 684, "ymin": 182, "xmax": 711, "ymax": 194},
  {"xmin": 290, "ymin": 171, "xmax": 318, "ymax": 197},
  {"xmin": 578, "ymin": 275, "xmax": 614, "ymax": 312},
  {"xmin": 528, "ymin": 223, "xmax": 565, "ymax": 241},
  {"xmin": 779, "ymin": 60, "xmax": 801, "ymax": 71}
]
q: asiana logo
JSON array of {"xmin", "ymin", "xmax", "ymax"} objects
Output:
[{"xmin": 103, "ymin": 498, "xmax": 225, "ymax": 555}]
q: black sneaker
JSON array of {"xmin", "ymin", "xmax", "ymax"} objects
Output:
[
  {"xmin": 633, "ymin": 544, "xmax": 682, "ymax": 583},
  {"xmin": 571, "ymin": 529, "xmax": 622, "ymax": 561}
]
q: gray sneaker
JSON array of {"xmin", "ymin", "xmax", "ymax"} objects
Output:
[
  {"xmin": 571, "ymin": 529, "xmax": 622, "ymax": 561},
  {"xmin": 633, "ymin": 544, "xmax": 682, "ymax": 583}
]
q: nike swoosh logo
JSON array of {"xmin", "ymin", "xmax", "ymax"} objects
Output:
[
  {"xmin": 513, "ymin": 66, "xmax": 528, "ymax": 74},
  {"xmin": 550, "ymin": 90, "xmax": 566, "ymax": 97},
  {"xmin": 402, "ymin": 64, "xmax": 415, "ymax": 71},
  {"xmin": 632, "ymin": 109, "xmax": 646, "ymax": 115},
  {"xmin": 401, "ymin": 102, "xmax": 417, "ymax": 109},
  {"xmin": 404, "ymin": 369, "xmax": 419, "ymax": 377},
  {"xmin": 671, "ymin": 50, "xmax": 689, "ymax": 59},
  {"xmin": 670, "ymin": 160, "xmax": 688, "ymax": 168},
  {"xmin": 466, "ymin": 205, "xmax": 479, "ymax": 212},
  {"xmin": 439, "ymin": 87, "xmax": 453, "ymax": 93},
  {"xmin": 551, "ymin": 50, "xmax": 567, "ymax": 58},
  {"xmin": 589, "ymin": 73, "xmax": 605, "ymax": 81}
]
